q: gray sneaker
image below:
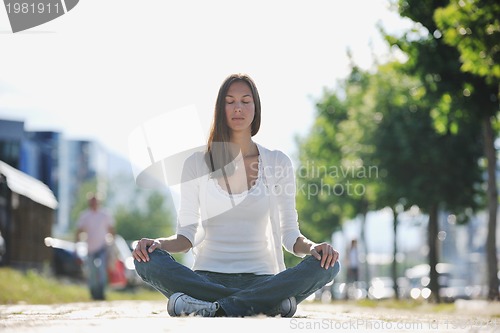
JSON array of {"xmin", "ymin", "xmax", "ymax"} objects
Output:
[
  {"xmin": 167, "ymin": 293, "xmax": 219, "ymax": 317},
  {"xmin": 276, "ymin": 297, "xmax": 297, "ymax": 317}
]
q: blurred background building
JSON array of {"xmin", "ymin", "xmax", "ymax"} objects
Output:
[{"xmin": 0, "ymin": 118, "xmax": 130, "ymax": 268}]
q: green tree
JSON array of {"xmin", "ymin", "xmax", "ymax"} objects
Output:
[
  {"xmin": 299, "ymin": 54, "xmax": 484, "ymax": 302},
  {"xmin": 388, "ymin": 0, "xmax": 499, "ymax": 301},
  {"xmin": 351, "ymin": 63, "xmax": 417, "ymax": 299},
  {"xmin": 114, "ymin": 189, "xmax": 175, "ymax": 242},
  {"xmin": 295, "ymin": 65, "xmax": 383, "ymax": 280},
  {"xmin": 372, "ymin": 61, "xmax": 483, "ymax": 302},
  {"xmin": 295, "ymin": 91, "xmax": 348, "ymax": 243},
  {"xmin": 383, "ymin": 0, "xmax": 489, "ymax": 299},
  {"xmin": 435, "ymin": 0, "xmax": 500, "ymax": 84},
  {"xmin": 291, "ymin": 91, "xmax": 345, "ymax": 268},
  {"xmin": 434, "ymin": 0, "xmax": 500, "ymax": 300}
]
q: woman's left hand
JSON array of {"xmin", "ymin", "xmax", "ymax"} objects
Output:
[{"xmin": 310, "ymin": 242, "xmax": 339, "ymax": 269}]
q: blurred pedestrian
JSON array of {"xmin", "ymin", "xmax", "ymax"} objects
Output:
[
  {"xmin": 76, "ymin": 193, "xmax": 115, "ymax": 300},
  {"xmin": 133, "ymin": 73, "xmax": 341, "ymax": 317},
  {"xmin": 347, "ymin": 239, "xmax": 359, "ymax": 282},
  {"xmin": 345, "ymin": 239, "xmax": 359, "ymax": 299}
]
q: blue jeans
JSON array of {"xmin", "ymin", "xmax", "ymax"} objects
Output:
[
  {"xmin": 86, "ymin": 246, "xmax": 108, "ymax": 300},
  {"xmin": 135, "ymin": 249, "xmax": 340, "ymax": 317}
]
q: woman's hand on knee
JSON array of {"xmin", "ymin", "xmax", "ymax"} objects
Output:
[
  {"xmin": 309, "ymin": 243, "xmax": 340, "ymax": 269},
  {"xmin": 133, "ymin": 238, "xmax": 161, "ymax": 262}
]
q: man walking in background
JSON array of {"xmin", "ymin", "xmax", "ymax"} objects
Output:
[{"xmin": 76, "ymin": 193, "xmax": 115, "ymax": 300}]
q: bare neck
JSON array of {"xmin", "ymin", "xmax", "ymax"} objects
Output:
[{"xmin": 230, "ymin": 132, "xmax": 257, "ymax": 157}]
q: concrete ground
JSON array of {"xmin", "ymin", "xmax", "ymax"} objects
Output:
[{"xmin": 1, "ymin": 299, "xmax": 499, "ymax": 333}]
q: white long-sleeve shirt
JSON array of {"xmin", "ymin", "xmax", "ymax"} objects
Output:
[
  {"xmin": 193, "ymin": 158, "xmax": 274, "ymax": 274},
  {"xmin": 176, "ymin": 143, "xmax": 305, "ymax": 274}
]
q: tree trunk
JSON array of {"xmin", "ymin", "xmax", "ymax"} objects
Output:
[
  {"xmin": 428, "ymin": 203, "xmax": 440, "ymax": 303},
  {"xmin": 359, "ymin": 199, "xmax": 370, "ymax": 285},
  {"xmin": 483, "ymin": 115, "xmax": 499, "ymax": 301},
  {"xmin": 392, "ymin": 207, "xmax": 399, "ymax": 300}
]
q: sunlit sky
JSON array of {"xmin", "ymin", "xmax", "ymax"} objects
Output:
[{"xmin": 0, "ymin": 0, "xmax": 413, "ymax": 165}]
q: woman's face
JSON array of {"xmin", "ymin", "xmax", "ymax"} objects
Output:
[{"xmin": 224, "ymin": 80, "xmax": 255, "ymax": 135}]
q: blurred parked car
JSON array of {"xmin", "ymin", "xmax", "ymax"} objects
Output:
[
  {"xmin": 439, "ymin": 278, "xmax": 472, "ymax": 303},
  {"xmin": 331, "ymin": 282, "xmax": 347, "ymax": 300},
  {"xmin": 107, "ymin": 235, "xmax": 142, "ymax": 289},
  {"xmin": 44, "ymin": 237, "xmax": 86, "ymax": 280},
  {"xmin": 405, "ymin": 263, "xmax": 453, "ymax": 300},
  {"xmin": 368, "ymin": 277, "xmax": 395, "ymax": 300},
  {"xmin": 0, "ymin": 231, "xmax": 6, "ymax": 265},
  {"xmin": 336, "ymin": 281, "xmax": 369, "ymax": 300},
  {"xmin": 45, "ymin": 235, "xmax": 141, "ymax": 289},
  {"xmin": 396, "ymin": 276, "xmax": 411, "ymax": 299}
]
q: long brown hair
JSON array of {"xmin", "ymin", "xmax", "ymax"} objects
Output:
[{"xmin": 205, "ymin": 73, "xmax": 261, "ymax": 176}]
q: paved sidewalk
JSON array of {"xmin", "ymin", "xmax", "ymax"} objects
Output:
[{"xmin": 1, "ymin": 300, "xmax": 499, "ymax": 333}]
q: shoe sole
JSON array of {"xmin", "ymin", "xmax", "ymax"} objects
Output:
[
  {"xmin": 282, "ymin": 297, "xmax": 297, "ymax": 317},
  {"xmin": 167, "ymin": 292, "xmax": 183, "ymax": 317}
]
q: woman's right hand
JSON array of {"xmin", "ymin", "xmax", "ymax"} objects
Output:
[{"xmin": 133, "ymin": 238, "xmax": 161, "ymax": 262}]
